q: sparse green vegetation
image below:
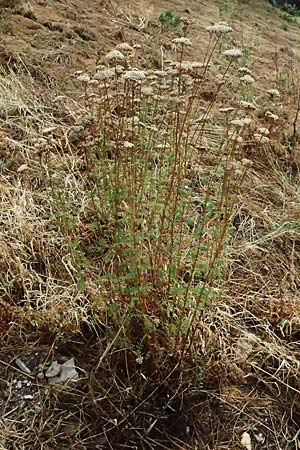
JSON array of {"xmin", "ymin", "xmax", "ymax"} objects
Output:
[
  {"xmin": 281, "ymin": 12, "xmax": 297, "ymax": 22},
  {"xmin": 158, "ymin": 10, "xmax": 181, "ymax": 28},
  {"xmin": 274, "ymin": 1, "xmax": 300, "ymax": 15},
  {"xmin": 74, "ymin": 41, "xmax": 89, "ymax": 49},
  {"xmin": 60, "ymin": 34, "xmax": 252, "ymax": 365}
]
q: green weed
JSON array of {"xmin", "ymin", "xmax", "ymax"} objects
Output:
[
  {"xmin": 159, "ymin": 11, "xmax": 181, "ymax": 28},
  {"xmin": 56, "ymin": 33, "xmax": 255, "ymax": 366}
]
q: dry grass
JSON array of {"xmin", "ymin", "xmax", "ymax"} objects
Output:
[{"xmin": 1, "ymin": 1, "xmax": 300, "ymax": 449}]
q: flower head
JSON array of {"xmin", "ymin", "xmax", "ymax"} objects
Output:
[
  {"xmin": 77, "ymin": 73, "xmax": 90, "ymax": 83},
  {"xmin": 265, "ymin": 111, "xmax": 278, "ymax": 121},
  {"xmin": 266, "ymin": 88, "xmax": 280, "ymax": 98},
  {"xmin": 219, "ymin": 107, "xmax": 235, "ymax": 113},
  {"xmin": 206, "ymin": 22, "xmax": 233, "ymax": 34},
  {"xmin": 231, "ymin": 117, "xmax": 252, "ymax": 127},
  {"xmin": 191, "ymin": 61, "xmax": 207, "ymax": 69},
  {"xmin": 238, "ymin": 66, "xmax": 252, "ymax": 75},
  {"xmin": 174, "ymin": 61, "xmax": 193, "ymax": 73},
  {"xmin": 116, "ymin": 42, "xmax": 133, "ymax": 52},
  {"xmin": 240, "ymin": 74, "xmax": 255, "ymax": 84},
  {"xmin": 153, "ymin": 70, "xmax": 168, "ymax": 78},
  {"xmin": 254, "ymin": 133, "xmax": 270, "ymax": 143},
  {"xmin": 172, "ymin": 37, "xmax": 192, "ymax": 46},
  {"xmin": 241, "ymin": 158, "xmax": 253, "ymax": 168},
  {"xmin": 123, "ymin": 70, "xmax": 146, "ymax": 82},
  {"xmin": 94, "ymin": 68, "xmax": 115, "ymax": 81},
  {"xmin": 123, "ymin": 141, "xmax": 135, "ymax": 148},
  {"xmin": 258, "ymin": 127, "xmax": 269, "ymax": 136},
  {"xmin": 223, "ymin": 48, "xmax": 242, "ymax": 58},
  {"xmin": 239, "ymin": 100, "xmax": 257, "ymax": 110},
  {"xmin": 105, "ymin": 50, "xmax": 125, "ymax": 62}
]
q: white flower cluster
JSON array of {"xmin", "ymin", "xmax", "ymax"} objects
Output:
[
  {"xmin": 206, "ymin": 22, "xmax": 233, "ymax": 34},
  {"xmin": 172, "ymin": 37, "xmax": 192, "ymax": 46},
  {"xmin": 123, "ymin": 70, "xmax": 146, "ymax": 82},
  {"xmin": 240, "ymin": 74, "xmax": 255, "ymax": 84},
  {"xmin": 223, "ymin": 48, "xmax": 243, "ymax": 58},
  {"xmin": 231, "ymin": 117, "xmax": 252, "ymax": 127},
  {"xmin": 266, "ymin": 88, "xmax": 280, "ymax": 98},
  {"xmin": 105, "ymin": 50, "xmax": 125, "ymax": 62}
]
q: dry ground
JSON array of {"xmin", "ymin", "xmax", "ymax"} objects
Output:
[{"xmin": 1, "ymin": 0, "xmax": 300, "ymax": 449}]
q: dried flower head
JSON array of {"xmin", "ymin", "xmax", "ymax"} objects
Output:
[
  {"xmin": 241, "ymin": 158, "xmax": 253, "ymax": 168},
  {"xmin": 172, "ymin": 37, "xmax": 192, "ymax": 46},
  {"xmin": 231, "ymin": 117, "xmax": 252, "ymax": 127},
  {"xmin": 77, "ymin": 73, "xmax": 90, "ymax": 83},
  {"xmin": 238, "ymin": 66, "xmax": 252, "ymax": 75},
  {"xmin": 219, "ymin": 107, "xmax": 235, "ymax": 113},
  {"xmin": 240, "ymin": 74, "xmax": 255, "ymax": 84},
  {"xmin": 141, "ymin": 86, "xmax": 154, "ymax": 96},
  {"xmin": 239, "ymin": 100, "xmax": 257, "ymax": 110},
  {"xmin": 258, "ymin": 127, "xmax": 269, "ymax": 136},
  {"xmin": 94, "ymin": 68, "xmax": 115, "ymax": 81},
  {"xmin": 223, "ymin": 48, "xmax": 243, "ymax": 58},
  {"xmin": 191, "ymin": 61, "xmax": 206, "ymax": 69},
  {"xmin": 174, "ymin": 61, "xmax": 193, "ymax": 73},
  {"xmin": 153, "ymin": 70, "xmax": 168, "ymax": 77},
  {"xmin": 215, "ymin": 73, "xmax": 229, "ymax": 85},
  {"xmin": 265, "ymin": 111, "xmax": 278, "ymax": 121},
  {"xmin": 123, "ymin": 141, "xmax": 135, "ymax": 148},
  {"xmin": 116, "ymin": 42, "xmax": 133, "ymax": 52},
  {"xmin": 266, "ymin": 88, "xmax": 280, "ymax": 98},
  {"xmin": 254, "ymin": 133, "xmax": 270, "ymax": 143},
  {"xmin": 206, "ymin": 22, "xmax": 233, "ymax": 34},
  {"xmin": 88, "ymin": 79, "xmax": 98, "ymax": 86},
  {"xmin": 123, "ymin": 70, "xmax": 146, "ymax": 82},
  {"xmin": 105, "ymin": 50, "xmax": 125, "ymax": 62},
  {"xmin": 72, "ymin": 70, "xmax": 83, "ymax": 77},
  {"xmin": 115, "ymin": 65, "xmax": 125, "ymax": 75},
  {"xmin": 181, "ymin": 16, "xmax": 191, "ymax": 25},
  {"xmin": 227, "ymin": 160, "xmax": 243, "ymax": 177}
]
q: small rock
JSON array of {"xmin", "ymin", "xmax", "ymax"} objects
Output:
[
  {"xmin": 43, "ymin": 21, "xmax": 63, "ymax": 32},
  {"xmin": 45, "ymin": 361, "xmax": 61, "ymax": 378},
  {"xmin": 73, "ymin": 26, "xmax": 96, "ymax": 41},
  {"xmin": 48, "ymin": 358, "xmax": 79, "ymax": 385},
  {"xmin": 254, "ymin": 432, "xmax": 265, "ymax": 444},
  {"xmin": 241, "ymin": 432, "xmax": 252, "ymax": 450},
  {"xmin": 15, "ymin": 358, "xmax": 31, "ymax": 374}
]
